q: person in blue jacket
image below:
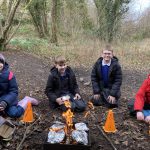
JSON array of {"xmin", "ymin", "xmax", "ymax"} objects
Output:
[{"xmin": 0, "ymin": 54, "xmax": 38, "ymax": 118}]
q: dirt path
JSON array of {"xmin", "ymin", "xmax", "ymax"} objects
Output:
[{"xmin": 0, "ymin": 50, "xmax": 149, "ymax": 150}]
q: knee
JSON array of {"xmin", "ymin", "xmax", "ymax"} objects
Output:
[
  {"xmin": 75, "ymin": 100, "xmax": 86, "ymax": 112},
  {"xmin": 6, "ymin": 106, "xmax": 24, "ymax": 118},
  {"xmin": 77, "ymin": 104, "xmax": 86, "ymax": 112},
  {"xmin": 91, "ymin": 96, "xmax": 103, "ymax": 106}
]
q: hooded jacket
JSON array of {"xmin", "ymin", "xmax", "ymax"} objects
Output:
[
  {"xmin": 134, "ymin": 74, "xmax": 150, "ymax": 111},
  {"xmin": 91, "ymin": 57, "xmax": 122, "ymax": 98},
  {"xmin": 45, "ymin": 66, "xmax": 80, "ymax": 103},
  {"xmin": 0, "ymin": 63, "xmax": 18, "ymax": 106}
]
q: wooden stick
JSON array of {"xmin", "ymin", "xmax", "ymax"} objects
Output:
[
  {"xmin": 16, "ymin": 116, "xmax": 40, "ymax": 150},
  {"xmin": 90, "ymin": 111, "xmax": 117, "ymax": 150}
]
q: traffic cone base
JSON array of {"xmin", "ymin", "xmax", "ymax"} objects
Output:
[
  {"xmin": 103, "ymin": 109, "xmax": 117, "ymax": 133},
  {"xmin": 22, "ymin": 102, "xmax": 34, "ymax": 123},
  {"xmin": 103, "ymin": 126, "xmax": 117, "ymax": 133}
]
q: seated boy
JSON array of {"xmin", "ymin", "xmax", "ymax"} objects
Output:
[
  {"xmin": 45, "ymin": 56, "xmax": 86, "ymax": 112},
  {"xmin": 0, "ymin": 54, "xmax": 38, "ymax": 118},
  {"xmin": 91, "ymin": 45, "xmax": 122, "ymax": 108},
  {"xmin": 128, "ymin": 74, "xmax": 150, "ymax": 124}
]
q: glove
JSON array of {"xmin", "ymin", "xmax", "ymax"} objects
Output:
[{"xmin": 0, "ymin": 101, "xmax": 7, "ymax": 111}]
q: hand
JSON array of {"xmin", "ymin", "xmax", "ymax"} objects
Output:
[
  {"xmin": 56, "ymin": 97, "xmax": 64, "ymax": 105},
  {"xmin": 0, "ymin": 106, "xmax": 5, "ymax": 111},
  {"xmin": 74, "ymin": 93, "xmax": 81, "ymax": 100},
  {"xmin": 136, "ymin": 111, "xmax": 144, "ymax": 121},
  {"xmin": 0, "ymin": 105, "xmax": 5, "ymax": 111},
  {"xmin": 93, "ymin": 94, "xmax": 100, "ymax": 100},
  {"xmin": 107, "ymin": 96, "xmax": 116, "ymax": 104},
  {"xmin": 145, "ymin": 116, "xmax": 150, "ymax": 124},
  {"xmin": 0, "ymin": 101, "xmax": 7, "ymax": 111}
]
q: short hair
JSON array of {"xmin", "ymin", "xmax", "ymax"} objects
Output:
[
  {"xmin": 103, "ymin": 44, "xmax": 113, "ymax": 53},
  {"xmin": 54, "ymin": 56, "xmax": 66, "ymax": 64}
]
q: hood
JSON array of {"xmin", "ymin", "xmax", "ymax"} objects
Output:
[
  {"xmin": 50, "ymin": 66, "xmax": 58, "ymax": 75},
  {"xmin": 112, "ymin": 56, "xmax": 119, "ymax": 61},
  {"xmin": 1, "ymin": 62, "xmax": 9, "ymax": 73}
]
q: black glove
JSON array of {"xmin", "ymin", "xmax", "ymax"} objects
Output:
[{"xmin": 0, "ymin": 101, "xmax": 7, "ymax": 111}]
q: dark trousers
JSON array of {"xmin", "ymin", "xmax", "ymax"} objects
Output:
[
  {"xmin": 91, "ymin": 89, "xmax": 118, "ymax": 108},
  {"xmin": 50, "ymin": 94, "xmax": 86, "ymax": 112}
]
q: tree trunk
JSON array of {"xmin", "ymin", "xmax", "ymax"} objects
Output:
[
  {"xmin": 0, "ymin": 0, "xmax": 22, "ymax": 51},
  {"xmin": 0, "ymin": 38, "xmax": 6, "ymax": 51},
  {"xmin": 51, "ymin": 0, "xmax": 58, "ymax": 44},
  {"xmin": 94, "ymin": 0, "xmax": 131, "ymax": 42},
  {"xmin": 28, "ymin": 0, "xmax": 48, "ymax": 38}
]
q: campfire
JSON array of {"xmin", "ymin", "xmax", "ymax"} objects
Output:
[
  {"xmin": 44, "ymin": 97, "xmax": 91, "ymax": 150},
  {"xmin": 62, "ymin": 100, "xmax": 74, "ymax": 144}
]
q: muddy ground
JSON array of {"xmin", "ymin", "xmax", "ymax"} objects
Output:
[{"xmin": 0, "ymin": 50, "xmax": 149, "ymax": 150}]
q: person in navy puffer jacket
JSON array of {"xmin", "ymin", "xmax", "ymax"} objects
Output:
[
  {"xmin": 0, "ymin": 53, "xmax": 24, "ymax": 118},
  {"xmin": 0, "ymin": 54, "xmax": 39, "ymax": 118}
]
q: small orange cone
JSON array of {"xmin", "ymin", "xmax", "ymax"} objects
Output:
[
  {"xmin": 103, "ymin": 109, "xmax": 117, "ymax": 133},
  {"xmin": 22, "ymin": 102, "xmax": 34, "ymax": 123}
]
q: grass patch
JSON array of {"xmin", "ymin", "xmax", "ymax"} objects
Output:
[{"xmin": 9, "ymin": 24, "xmax": 150, "ymax": 70}]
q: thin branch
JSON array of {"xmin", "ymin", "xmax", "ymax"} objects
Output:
[
  {"xmin": 96, "ymin": 124, "xmax": 117, "ymax": 150},
  {"xmin": 3, "ymin": 0, "xmax": 22, "ymax": 37},
  {"xmin": 16, "ymin": 115, "xmax": 41, "ymax": 150},
  {"xmin": 5, "ymin": 21, "xmax": 21, "ymax": 45},
  {"xmin": 0, "ymin": 19, "xmax": 3, "ymax": 36},
  {"xmin": 5, "ymin": 0, "xmax": 33, "ymax": 45},
  {"xmin": 89, "ymin": 110, "xmax": 117, "ymax": 150}
]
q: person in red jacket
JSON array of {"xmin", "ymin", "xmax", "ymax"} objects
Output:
[{"xmin": 133, "ymin": 74, "xmax": 150, "ymax": 123}]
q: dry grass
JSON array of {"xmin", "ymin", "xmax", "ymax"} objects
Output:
[{"xmin": 9, "ymin": 24, "xmax": 150, "ymax": 71}]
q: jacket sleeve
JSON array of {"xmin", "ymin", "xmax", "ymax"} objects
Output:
[
  {"xmin": 0, "ymin": 75, "xmax": 18, "ymax": 106},
  {"xmin": 134, "ymin": 79, "xmax": 148, "ymax": 111},
  {"xmin": 110, "ymin": 64, "xmax": 122, "ymax": 97},
  {"xmin": 45, "ymin": 74, "xmax": 57, "ymax": 103},
  {"xmin": 91, "ymin": 63, "xmax": 101, "ymax": 94}
]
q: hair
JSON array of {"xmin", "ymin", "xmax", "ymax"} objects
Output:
[
  {"xmin": 54, "ymin": 56, "xmax": 66, "ymax": 64},
  {"xmin": 103, "ymin": 44, "xmax": 113, "ymax": 53}
]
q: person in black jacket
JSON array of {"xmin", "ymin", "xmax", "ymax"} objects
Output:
[
  {"xmin": 91, "ymin": 45, "xmax": 122, "ymax": 108},
  {"xmin": 45, "ymin": 56, "xmax": 86, "ymax": 112}
]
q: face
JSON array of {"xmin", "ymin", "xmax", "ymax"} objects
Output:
[
  {"xmin": 56, "ymin": 63, "xmax": 67, "ymax": 74},
  {"xmin": 102, "ymin": 50, "xmax": 113, "ymax": 62},
  {"xmin": 0, "ymin": 62, "xmax": 4, "ymax": 71}
]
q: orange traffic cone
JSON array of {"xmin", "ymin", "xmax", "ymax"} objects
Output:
[
  {"xmin": 22, "ymin": 102, "xmax": 34, "ymax": 123},
  {"xmin": 103, "ymin": 109, "xmax": 117, "ymax": 133}
]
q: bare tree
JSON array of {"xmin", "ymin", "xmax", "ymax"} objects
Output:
[
  {"xmin": 27, "ymin": 0, "xmax": 48, "ymax": 38},
  {"xmin": 51, "ymin": 0, "xmax": 58, "ymax": 44},
  {"xmin": 0, "ymin": 0, "xmax": 22, "ymax": 50},
  {"xmin": 94, "ymin": 0, "xmax": 131, "ymax": 42}
]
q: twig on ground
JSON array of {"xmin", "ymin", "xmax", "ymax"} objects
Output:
[
  {"xmin": 16, "ymin": 115, "xmax": 41, "ymax": 150},
  {"xmin": 90, "ymin": 111, "xmax": 117, "ymax": 150}
]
